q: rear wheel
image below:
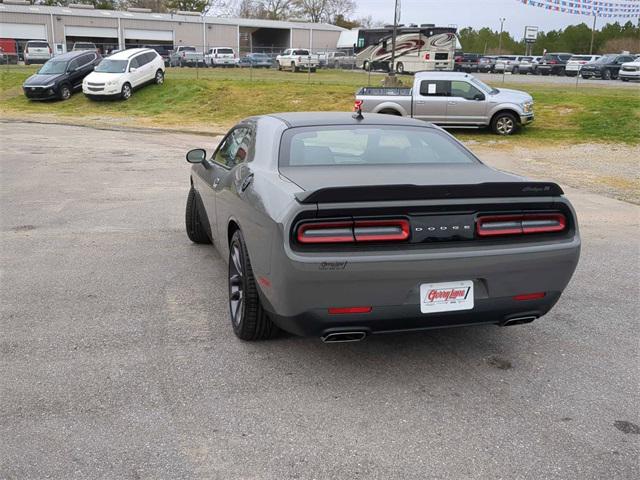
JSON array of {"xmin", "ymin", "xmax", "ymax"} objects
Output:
[
  {"xmin": 602, "ymin": 69, "xmax": 611, "ymax": 80},
  {"xmin": 58, "ymin": 84, "xmax": 71, "ymax": 101},
  {"xmin": 185, "ymin": 187, "xmax": 210, "ymax": 244},
  {"xmin": 491, "ymin": 112, "xmax": 518, "ymax": 136},
  {"xmin": 155, "ymin": 69, "xmax": 164, "ymax": 85},
  {"xmin": 512, "ymin": 66, "xmax": 519, "ymax": 74},
  {"xmin": 396, "ymin": 62, "xmax": 404, "ymax": 74},
  {"xmin": 363, "ymin": 60, "xmax": 370, "ymax": 72},
  {"xmin": 292, "ymin": 62, "xmax": 299, "ymax": 72},
  {"xmin": 228, "ymin": 230, "xmax": 277, "ymax": 341}
]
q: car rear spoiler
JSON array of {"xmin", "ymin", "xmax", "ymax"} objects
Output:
[{"xmin": 295, "ymin": 182, "xmax": 564, "ymax": 204}]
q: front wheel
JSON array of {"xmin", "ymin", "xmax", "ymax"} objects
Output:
[
  {"xmin": 292, "ymin": 62, "xmax": 298, "ymax": 72},
  {"xmin": 602, "ymin": 69, "xmax": 611, "ymax": 80},
  {"xmin": 396, "ymin": 62, "xmax": 404, "ymax": 74},
  {"xmin": 512, "ymin": 66, "xmax": 519, "ymax": 74},
  {"xmin": 491, "ymin": 112, "xmax": 518, "ymax": 136},
  {"xmin": 58, "ymin": 84, "xmax": 71, "ymax": 101},
  {"xmin": 155, "ymin": 69, "xmax": 164, "ymax": 85},
  {"xmin": 185, "ymin": 187, "xmax": 210, "ymax": 244},
  {"xmin": 228, "ymin": 230, "xmax": 277, "ymax": 341},
  {"xmin": 120, "ymin": 82, "xmax": 132, "ymax": 100},
  {"xmin": 363, "ymin": 60, "xmax": 370, "ymax": 72},
  {"xmin": 621, "ymin": 77, "xmax": 629, "ymax": 82}
]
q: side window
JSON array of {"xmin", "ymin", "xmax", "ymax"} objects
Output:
[
  {"xmin": 130, "ymin": 56, "xmax": 141, "ymax": 69},
  {"xmin": 79, "ymin": 54, "xmax": 93, "ymax": 67},
  {"xmin": 419, "ymin": 80, "xmax": 450, "ymax": 97},
  {"xmin": 67, "ymin": 58, "xmax": 79, "ymax": 71},
  {"xmin": 214, "ymin": 127, "xmax": 253, "ymax": 168},
  {"xmin": 450, "ymin": 81, "xmax": 482, "ymax": 100}
]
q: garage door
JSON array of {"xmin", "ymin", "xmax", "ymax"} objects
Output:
[
  {"xmin": 0, "ymin": 23, "xmax": 47, "ymax": 40},
  {"xmin": 124, "ymin": 29, "xmax": 172, "ymax": 41},
  {"xmin": 65, "ymin": 26, "xmax": 118, "ymax": 38}
]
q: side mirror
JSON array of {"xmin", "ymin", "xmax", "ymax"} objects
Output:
[
  {"xmin": 473, "ymin": 93, "xmax": 485, "ymax": 101},
  {"xmin": 186, "ymin": 148, "xmax": 207, "ymax": 164}
]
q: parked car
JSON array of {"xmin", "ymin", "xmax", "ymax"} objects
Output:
[
  {"xmin": 454, "ymin": 53, "xmax": 482, "ymax": 73},
  {"xmin": 23, "ymin": 40, "xmax": 51, "ymax": 65},
  {"xmin": 516, "ymin": 56, "xmax": 542, "ymax": 75},
  {"xmin": 619, "ymin": 59, "xmax": 640, "ymax": 82},
  {"xmin": 169, "ymin": 46, "xmax": 205, "ymax": 67},
  {"xmin": 183, "ymin": 112, "xmax": 580, "ymax": 341},
  {"xmin": 565, "ymin": 55, "xmax": 600, "ymax": 76},
  {"xmin": 322, "ymin": 51, "xmax": 356, "ymax": 69},
  {"xmin": 276, "ymin": 49, "xmax": 318, "ymax": 72},
  {"xmin": 493, "ymin": 56, "xmax": 524, "ymax": 74},
  {"xmin": 72, "ymin": 42, "xmax": 98, "ymax": 53},
  {"xmin": 0, "ymin": 38, "xmax": 18, "ymax": 64},
  {"xmin": 354, "ymin": 71, "xmax": 534, "ymax": 135},
  {"xmin": 22, "ymin": 50, "xmax": 101, "ymax": 100},
  {"xmin": 238, "ymin": 52, "xmax": 273, "ymax": 68},
  {"xmin": 83, "ymin": 48, "xmax": 165, "ymax": 100},
  {"xmin": 537, "ymin": 53, "xmax": 573, "ymax": 75},
  {"xmin": 477, "ymin": 56, "xmax": 497, "ymax": 73},
  {"xmin": 580, "ymin": 54, "xmax": 636, "ymax": 80},
  {"xmin": 144, "ymin": 45, "xmax": 173, "ymax": 67},
  {"xmin": 205, "ymin": 47, "xmax": 237, "ymax": 67}
]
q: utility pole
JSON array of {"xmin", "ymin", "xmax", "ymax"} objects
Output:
[
  {"xmin": 390, "ymin": 0, "xmax": 399, "ymax": 76},
  {"xmin": 589, "ymin": 13, "xmax": 597, "ymax": 54},
  {"xmin": 498, "ymin": 18, "xmax": 506, "ymax": 55}
]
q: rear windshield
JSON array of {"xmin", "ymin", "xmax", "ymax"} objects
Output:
[
  {"xmin": 181, "ymin": 47, "xmax": 196, "ymax": 52},
  {"xmin": 280, "ymin": 126, "xmax": 478, "ymax": 167},
  {"xmin": 293, "ymin": 50, "xmax": 310, "ymax": 55},
  {"xmin": 217, "ymin": 48, "xmax": 234, "ymax": 54},
  {"xmin": 570, "ymin": 55, "xmax": 591, "ymax": 61},
  {"xmin": 27, "ymin": 41, "xmax": 49, "ymax": 48},
  {"xmin": 434, "ymin": 52, "xmax": 449, "ymax": 60}
]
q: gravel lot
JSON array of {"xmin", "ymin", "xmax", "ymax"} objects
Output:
[{"xmin": 1, "ymin": 122, "xmax": 638, "ymax": 479}]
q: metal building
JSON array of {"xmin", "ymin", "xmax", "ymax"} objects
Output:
[{"xmin": 0, "ymin": 2, "xmax": 344, "ymax": 56}]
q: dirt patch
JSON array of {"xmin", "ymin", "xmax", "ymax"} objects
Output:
[{"xmin": 471, "ymin": 142, "xmax": 640, "ymax": 204}]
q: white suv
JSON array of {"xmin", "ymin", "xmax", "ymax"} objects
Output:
[
  {"xmin": 205, "ymin": 47, "xmax": 237, "ymax": 67},
  {"xmin": 83, "ymin": 48, "xmax": 165, "ymax": 100}
]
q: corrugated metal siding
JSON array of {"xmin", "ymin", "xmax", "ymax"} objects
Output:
[
  {"xmin": 206, "ymin": 24, "xmax": 237, "ymax": 49},
  {"xmin": 291, "ymin": 28, "xmax": 310, "ymax": 48},
  {"xmin": 311, "ymin": 30, "xmax": 341, "ymax": 50}
]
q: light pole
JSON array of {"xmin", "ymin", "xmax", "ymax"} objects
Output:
[
  {"xmin": 390, "ymin": 0, "xmax": 399, "ymax": 76},
  {"xmin": 589, "ymin": 13, "xmax": 597, "ymax": 54},
  {"xmin": 498, "ymin": 17, "xmax": 506, "ymax": 55}
]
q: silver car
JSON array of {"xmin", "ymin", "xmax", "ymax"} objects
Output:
[{"xmin": 184, "ymin": 113, "xmax": 580, "ymax": 342}]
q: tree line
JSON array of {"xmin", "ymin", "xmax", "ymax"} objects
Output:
[{"xmin": 459, "ymin": 21, "xmax": 639, "ymax": 55}]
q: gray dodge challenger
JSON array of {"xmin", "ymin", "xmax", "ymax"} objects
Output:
[{"xmin": 185, "ymin": 112, "xmax": 580, "ymax": 342}]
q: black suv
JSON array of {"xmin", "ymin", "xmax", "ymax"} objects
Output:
[
  {"xmin": 537, "ymin": 53, "xmax": 573, "ymax": 75},
  {"xmin": 454, "ymin": 53, "xmax": 482, "ymax": 73},
  {"xmin": 22, "ymin": 50, "xmax": 101, "ymax": 100},
  {"xmin": 580, "ymin": 54, "xmax": 636, "ymax": 80}
]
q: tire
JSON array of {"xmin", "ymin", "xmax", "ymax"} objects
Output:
[
  {"xmin": 491, "ymin": 112, "xmax": 518, "ymax": 136},
  {"xmin": 277, "ymin": 63, "xmax": 282, "ymax": 71},
  {"xmin": 154, "ymin": 69, "xmax": 164, "ymax": 85},
  {"xmin": 602, "ymin": 69, "xmax": 611, "ymax": 80},
  {"xmin": 58, "ymin": 83, "xmax": 71, "ymax": 101},
  {"xmin": 621, "ymin": 77, "xmax": 629, "ymax": 82},
  {"xmin": 333, "ymin": 61, "xmax": 340, "ymax": 69},
  {"xmin": 363, "ymin": 60, "xmax": 370, "ymax": 72},
  {"xmin": 292, "ymin": 62, "xmax": 298, "ymax": 72},
  {"xmin": 310, "ymin": 67, "xmax": 316, "ymax": 73},
  {"xmin": 185, "ymin": 187, "xmax": 210, "ymax": 244},
  {"xmin": 120, "ymin": 82, "xmax": 132, "ymax": 100},
  {"xmin": 396, "ymin": 62, "xmax": 404, "ymax": 74},
  {"xmin": 228, "ymin": 230, "xmax": 277, "ymax": 341},
  {"xmin": 512, "ymin": 66, "xmax": 519, "ymax": 74}
]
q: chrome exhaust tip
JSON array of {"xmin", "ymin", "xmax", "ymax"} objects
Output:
[
  {"xmin": 321, "ymin": 331, "xmax": 367, "ymax": 343},
  {"xmin": 501, "ymin": 316, "xmax": 537, "ymax": 327}
]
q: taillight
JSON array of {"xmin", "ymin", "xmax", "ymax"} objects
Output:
[
  {"xmin": 354, "ymin": 219, "xmax": 409, "ymax": 242},
  {"xmin": 296, "ymin": 219, "xmax": 410, "ymax": 244},
  {"xmin": 328, "ymin": 306, "xmax": 372, "ymax": 314},
  {"xmin": 353, "ymin": 99, "xmax": 363, "ymax": 111},
  {"xmin": 477, "ymin": 213, "xmax": 566, "ymax": 237}
]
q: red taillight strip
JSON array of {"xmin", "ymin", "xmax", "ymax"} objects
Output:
[
  {"xmin": 297, "ymin": 221, "xmax": 354, "ymax": 244},
  {"xmin": 514, "ymin": 292, "xmax": 546, "ymax": 301},
  {"xmin": 477, "ymin": 213, "xmax": 566, "ymax": 237},
  {"xmin": 354, "ymin": 219, "xmax": 410, "ymax": 242}
]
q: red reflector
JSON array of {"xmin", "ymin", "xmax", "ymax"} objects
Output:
[
  {"xmin": 354, "ymin": 219, "xmax": 410, "ymax": 242},
  {"xmin": 353, "ymin": 99, "xmax": 363, "ymax": 111},
  {"xmin": 328, "ymin": 306, "xmax": 372, "ymax": 314},
  {"xmin": 514, "ymin": 292, "xmax": 546, "ymax": 301}
]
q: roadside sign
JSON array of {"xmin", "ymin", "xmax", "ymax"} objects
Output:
[{"xmin": 524, "ymin": 26, "xmax": 538, "ymax": 43}]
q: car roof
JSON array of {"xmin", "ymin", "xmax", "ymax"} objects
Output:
[
  {"xmin": 263, "ymin": 112, "xmax": 434, "ymax": 128},
  {"xmin": 47, "ymin": 50, "xmax": 93, "ymax": 61},
  {"xmin": 106, "ymin": 48, "xmax": 151, "ymax": 60}
]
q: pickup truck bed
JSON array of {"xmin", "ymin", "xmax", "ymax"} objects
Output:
[{"xmin": 357, "ymin": 87, "xmax": 412, "ymax": 96}]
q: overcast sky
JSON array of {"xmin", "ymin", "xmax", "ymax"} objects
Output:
[{"xmin": 354, "ymin": 0, "xmax": 636, "ymax": 38}]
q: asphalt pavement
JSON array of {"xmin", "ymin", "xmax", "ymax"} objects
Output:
[{"xmin": 1, "ymin": 121, "xmax": 638, "ymax": 479}]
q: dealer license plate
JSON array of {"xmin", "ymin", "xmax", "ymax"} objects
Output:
[{"xmin": 420, "ymin": 281, "xmax": 474, "ymax": 314}]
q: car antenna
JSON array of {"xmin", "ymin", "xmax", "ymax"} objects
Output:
[{"xmin": 352, "ymin": 102, "xmax": 364, "ymax": 121}]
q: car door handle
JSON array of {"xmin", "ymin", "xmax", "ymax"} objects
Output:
[
  {"xmin": 416, "ymin": 100, "xmax": 426, "ymax": 105},
  {"xmin": 213, "ymin": 177, "xmax": 220, "ymax": 188},
  {"xmin": 448, "ymin": 101, "xmax": 457, "ymax": 105}
]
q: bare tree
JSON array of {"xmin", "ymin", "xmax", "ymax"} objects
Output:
[{"xmin": 293, "ymin": 0, "xmax": 354, "ymax": 23}]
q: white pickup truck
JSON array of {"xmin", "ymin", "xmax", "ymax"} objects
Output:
[
  {"xmin": 355, "ymin": 72, "xmax": 534, "ymax": 135},
  {"xmin": 169, "ymin": 46, "xmax": 205, "ymax": 67},
  {"xmin": 276, "ymin": 49, "xmax": 318, "ymax": 72}
]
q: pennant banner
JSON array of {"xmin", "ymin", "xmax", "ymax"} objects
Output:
[{"xmin": 516, "ymin": 0, "xmax": 640, "ymax": 17}]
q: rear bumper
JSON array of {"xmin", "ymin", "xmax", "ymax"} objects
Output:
[{"xmin": 260, "ymin": 237, "xmax": 580, "ymax": 337}]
